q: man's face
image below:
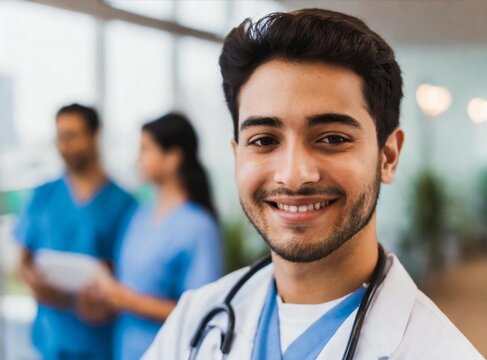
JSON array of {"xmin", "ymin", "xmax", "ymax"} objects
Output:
[
  {"xmin": 56, "ymin": 113, "xmax": 98, "ymax": 172},
  {"xmin": 233, "ymin": 60, "xmax": 388, "ymax": 263}
]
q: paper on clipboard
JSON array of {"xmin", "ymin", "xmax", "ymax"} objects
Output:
[{"xmin": 34, "ymin": 250, "xmax": 104, "ymax": 293}]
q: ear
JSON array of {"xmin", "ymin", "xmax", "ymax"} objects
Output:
[
  {"xmin": 167, "ymin": 147, "xmax": 184, "ymax": 171},
  {"xmin": 380, "ymin": 128, "xmax": 405, "ymax": 184}
]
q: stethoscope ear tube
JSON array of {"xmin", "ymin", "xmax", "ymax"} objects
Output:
[
  {"xmin": 341, "ymin": 244, "xmax": 387, "ymax": 360},
  {"xmin": 224, "ymin": 254, "xmax": 273, "ymax": 304},
  {"xmin": 189, "ymin": 254, "xmax": 272, "ymax": 359}
]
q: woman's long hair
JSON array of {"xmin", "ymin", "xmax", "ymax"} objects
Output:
[{"xmin": 142, "ymin": 113, "xmax": 217, "ymax": 219}]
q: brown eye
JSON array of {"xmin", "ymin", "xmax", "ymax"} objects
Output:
[
  {"xmin": 320, "ymin": 135, "xmax": 349, "ymax": 144},
  {"xmin": 250, "ymin": 137, "xmax": 278, "ymax": 147}
]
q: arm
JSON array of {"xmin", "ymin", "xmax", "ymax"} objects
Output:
[
  {"xmin": 75, "ymin": 260, "xmax": 117, "ymax": 324},
  {"xmin": 125, "ymin": 217, "xmax": 222, "ymax": 322},
  {"xmin": 17, "ymin": 247, "xmax": 73, "ymax": 308},
  {"xmin": 14, "ymin": 187, "xmax": 73, "ymax": 308},
  {"xmin": 95, "ymin": 271, "xmax": 176, "ymax": 322},
  {"xmin": 90, "ymin": 204, "xmax": 176, "ymax": 322},
  {"xmin": 77, "ymin": 199, "xmax": 137, "ymax": 323}
]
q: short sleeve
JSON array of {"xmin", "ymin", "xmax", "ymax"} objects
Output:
[
  {"xmin": 97, "ymin": 189, "xmax": 137, "ymax": 261},
  {"xmin": 180, "ymin": 216, "xmax": 223, "ymax": 294},
  {"xmin": 12, "ymin": 188, "xmax": 42, "ymax": 252}
]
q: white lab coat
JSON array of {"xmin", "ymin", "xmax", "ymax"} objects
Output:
[{"xmin": 142, "ymin": 254, "xmax": 484, "ymax": 360}]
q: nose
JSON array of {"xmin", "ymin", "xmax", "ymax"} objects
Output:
[{"xmin": 273, "ymin": 141, "xmax": 320, "ymax": 190}]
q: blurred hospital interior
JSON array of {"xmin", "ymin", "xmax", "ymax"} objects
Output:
[{"xmin": 1, "ymin": 0, "xmax": 487, "ymax": 358}]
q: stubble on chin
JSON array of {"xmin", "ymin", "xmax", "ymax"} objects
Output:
[{"xmin": 238, "ymin": 164, "xmax": 381, "ymax": 263}]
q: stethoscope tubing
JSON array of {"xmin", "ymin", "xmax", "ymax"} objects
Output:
[
  {"xmin": 189, "ymin": 245, "xmax": 386, "ymax": 360},
  {"xmin": 189, "ymin": 254, "xmax": 271, "ymax": 358},
  {"xmin": 341, "ymin": 244, "xmax": 386, "ymax": 360}
]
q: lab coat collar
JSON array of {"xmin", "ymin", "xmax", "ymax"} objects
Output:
[
  {"xmin": 358, "ymin": 254, "xmax": 417, "ymax": 357},
  {"xmin": 224, "ymin": 253, "xmax": 417, "ymax": 359},
  {"xmin": 231, "ymin": 263, "xmax": 274, "ymax": 355}
]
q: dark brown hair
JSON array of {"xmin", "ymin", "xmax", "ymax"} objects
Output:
[
  {"xmin": 56, "ymin": 103, "xmax": 100, "ymax": 134},
  {"xmin": 219, "ymin": 8, "xmax": 403, "ymax": 147},
  {"xmin": 142, "ymin": 113, "xmax": 217, "ymax": 219}
]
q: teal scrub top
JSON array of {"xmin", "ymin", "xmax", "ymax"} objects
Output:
[{"xmin": 13, "ymin": 176, "xmax": 136, "ymax": 360}]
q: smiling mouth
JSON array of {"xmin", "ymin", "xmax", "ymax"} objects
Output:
[{"xmin": 266, "ymin": 199, "xmax": 338, "ymax": 213}]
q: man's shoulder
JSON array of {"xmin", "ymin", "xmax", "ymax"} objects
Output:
[
  {"xmin": 412, "ymin": 289, "xmax": 461, "ymax": 333},
  {"xmin": 30, "ymin": 177, "xmax": 64, "ymax": 199},
  {"xmin": 364, "ymin": 254, "xmax": 483, "ymax": 359},
  {"xmin": 397, "ymin": 287, "xmax": 484, "ymax": 359},
  {"xmin": 37, "ymin": 177, "xmax": 63, "ymax": 190}
]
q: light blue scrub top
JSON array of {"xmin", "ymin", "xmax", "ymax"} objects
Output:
[
  {"xmin": 13, "ymin": 176, "xmax": 136, "ymax": 360},
  {"xmin": 114, "ymin": 202, "xmax": 223, "ymax": 360},
  {"xmin": 252, "ymin": 281, "xmax": 366, "ymax": 360}
]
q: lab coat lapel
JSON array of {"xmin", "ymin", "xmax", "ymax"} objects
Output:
[
  {"xmin": 229, "ymin": 263, "xmax": 275, "ymax": 359},
  {"xmin": 194, "ymin": 263, "xmax": 274, "ymax": 359},
  {"xmin": 315, "ymin": 254, "xmax": 417, "ymax": 359},
  {"xmin": 355, "ymin": 255, "xmax": 417, "ymax": 358}
]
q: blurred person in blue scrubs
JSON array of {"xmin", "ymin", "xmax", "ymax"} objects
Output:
[
  {"xmin": 15, "ymin": 103, "xmax": 136, "ymax": 360},
  {"xmin": 92, "ymin": 113, "xmax": 223, "ymax": 360}
]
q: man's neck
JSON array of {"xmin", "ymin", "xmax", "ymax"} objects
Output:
[
  {"xmin": 67, "ymin": 161, "xmax": 107, "ymax": 202},
  {"xmin": 272, "ymin": 219, "xmax": 379, "ymax": 304}
]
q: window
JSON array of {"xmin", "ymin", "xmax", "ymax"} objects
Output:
[
  {"xmin": 232, "ymin": 0, "xmax": 284, "ymax": 23},
  {"xmin": 104, "ymin": 21, "xmax": 173, "ymax": 188},
  {"xmin": 105, "ymin": 0, "xmax": 174, "ymax": 21},
  {"xmin": 0, "ymin": 1, "xmax": 96, "ymax": 189},
  {"xmin": 177, "ymin": 37, "xmax": 235, "ymax": 213},
  {"xmin": 0, "ymin": 3, "xmax": 97, "ymax": 358},
  {"xmin": 176, "ymin": 0, "xmax": 228, "ymax": 34}
]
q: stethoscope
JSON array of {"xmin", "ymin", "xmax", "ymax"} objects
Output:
[{"xmin": 189, "ymin": 244, "xmax": 387, "ymax": 360}]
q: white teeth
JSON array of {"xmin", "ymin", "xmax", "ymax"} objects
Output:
[{"xmin": 275, "ymin": 200, "xmax": 335, "ymax": 213}]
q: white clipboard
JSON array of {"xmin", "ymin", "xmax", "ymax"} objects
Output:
[{"xmin": 34, "ymin": 249, "xmax": 104, "ymax": 293}]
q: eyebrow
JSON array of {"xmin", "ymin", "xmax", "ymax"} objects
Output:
[
  {"xmin": 239, "ymin": 116, "xmax": 283, "ymax": 131},
  {"xmin": 307, "ymin": 113, "xmax": 362, "ymax": 129},
  {"xmin": 239, "ymin": 113, "xmax": 363, "ymax": 132}
]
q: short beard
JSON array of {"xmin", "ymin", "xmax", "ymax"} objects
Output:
[
  {"xmin": 240, "ymin": 163, "xmax": 381, "ymax": 263},
  {"xmin": 63, "ymin": 154, "xmax": 95, "ymax": 174}
]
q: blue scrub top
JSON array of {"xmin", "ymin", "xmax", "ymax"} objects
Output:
[
  {"xmin": 114, "ymin": 202, "xmax": 223, "ymax": 360},
  {"xmin": 13, "ymin": 176, "xmax": 136, "ymax": 360}
]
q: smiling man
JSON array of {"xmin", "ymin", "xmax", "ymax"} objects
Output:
[{"xmin": 142, "ymin": 9, "xmax": 483, "ymax": 360}]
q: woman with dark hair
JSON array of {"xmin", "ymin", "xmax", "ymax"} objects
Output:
[{"xmin": 93, "ymin": 113, "xmax": 222, "ymax": 360}]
